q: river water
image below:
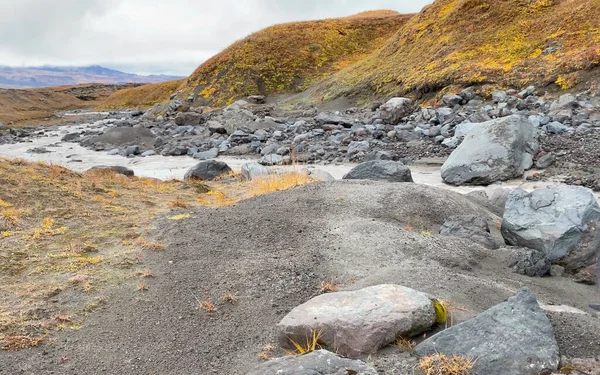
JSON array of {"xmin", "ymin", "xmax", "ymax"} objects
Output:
[{"xmin": 1, "ymin": 118, "xmax": 596, "ymax": 201}]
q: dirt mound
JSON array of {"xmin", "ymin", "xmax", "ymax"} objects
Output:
[
  {"xmin": 321, "ymin": 0, "xmax": 600, "ymax": 102},
  {"xmin": 2, "ymin": 181, "xmax": 598, "ymax": 374}
]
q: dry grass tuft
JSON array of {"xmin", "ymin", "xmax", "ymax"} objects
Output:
[
  {"xmin": 198, "ymin": 300, "xmax": 216, "ymax": 313},
  {"xmin": 1, "ymin": 335, "xmax": 46, "ymax": 351},
  {"xmin": 222, "ymin": 293, "xmax": 237, "ymax": 305},
  {"xmin": 286, "ymin": 330, "xmax": 322, "ymax": 356},
  {"xmin": 417, "ymin": 353, "xmax": 474, "ymax": 375},
  {"xmin": 396, "ymin": 336, "xmax": 416, "ymax": 352},
  {"xmin": 248, "ymin": 171, "xmax": 316, "ymax": 197},
  {"xmin": 319, "ymin": 280, "xmax": 339, "ymax": 294}
]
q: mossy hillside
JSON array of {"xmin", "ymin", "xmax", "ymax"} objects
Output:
[
  {"xmin": 322, "ymin": 0, "xmax": 600, "ymax": 101},
  {"xmin": 182, "ymin": 11, "xmax": 413, "ymax": 105},
  {"xmin": 99, "ymin": 79, "xmax": 186, "ymax": 109}
]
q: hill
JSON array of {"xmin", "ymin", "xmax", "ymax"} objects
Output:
[
  {"xmin": 320, "ymin": 0, "xmax": 600, "ymax": 101},
  {"xmin": 101, "ymin": 11, "xmax": 411, "ymax": 109},
  {"xmin": 98, "ymin": 79, "xmax": 186, "ymax": 109},
  {"xmin": 0, "ymin": 84, "xmax": 141, "ymax": 125},
  {"xmin": 0, "ymin": 65, "xmax": 183, "ymax": 89}
]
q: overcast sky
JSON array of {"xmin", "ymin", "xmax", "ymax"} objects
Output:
[{"xmin": 0, "ymin": 0, "xmax": 431, "ymax": 76}]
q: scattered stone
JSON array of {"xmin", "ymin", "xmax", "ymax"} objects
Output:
[
  {"xmin": 343, "ymin": 160, "xmax": 413, "ymax": 182},
  {"xmin": 441, "ymin": 115, "xmax": 538, "ymax": 185},
  {"xmin": 536, "ymin": 153, "xmax": 556, "ymax": 169},
  {"xmin": 207, "ymin": 120, "xmax": 227, "ymax": 134},
  {"xmin": 247, "ymin": 350, "xmax": 377, "ymax": 375},
  {"xmin": 259, "ymin": 154, "xmax": 284, "ymax": 166},
  {"xmin": 61, "ymin": 133, "xmax": 81, "ymax": 142},
  {"xmin": 141, "ymin": 150, "xmax": 156, "ymax": 157},
  {"xmin": 240, "ymin": 163, "xmax": 270, "ymax": 180},
  {"xmin": 439, "ymin": 215, "xmax": 497, "ymax": 249},
  {"xmin": 192, "ymin": 148, "xmax": 219, "ymax": 160},
  {"xmin": 308, "ymin": 169, "xmax": 335, "ymax": 181},
  {"xmin": 501, "ymin": 185, "xmax": 600, "ymax": 272},
  {"xmin": 184, "ymin": 160, "xmax": 232, "ymax": 181},
  {"xmin": 278, "ymin": 285, "xmax": 436, "ymax": 358},
  {"xmin": 125, "ymin": 145, "xmax": 140, "ymax": 156},
  {"xmin": 415, "ymin": 288, "xmax": 560, "ymax": 375},
  {"xmin": 508, "ymin": 248, "xmax": 551, "ymax": 277},
  {"xmin": 27, "ymin": 147, "xmax": 51, "ymax": 154},
  {"xmin": 379, "ymin": 98, "xmax": 414, "ymax": 124}
]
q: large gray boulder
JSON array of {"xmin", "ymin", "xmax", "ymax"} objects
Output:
[
  {"xmin": 277, "ymin": 284, "xmax": 436, "ymax": 358},
  {"xmin": 379, "ymin": 98, "xmax": 414, "ymax": 125},
  {"xmin": 343, "ymin": 161, "xmax": 413, "ymax": 183},
  {"xmin": 415, "ymin": 288, "xmax": 560, "ymax": 375},
  {"xmin": 501, "ymin": 185, "xmax": 600, "ymax": 273},
  {"xmin": 184, "ymin": 160, "xmax": 232, "ymax": 181},
  {"xmin": 247, "ymin": 350, "xmax": 377, "ymax": 375},
  {"xmin": 441, "ymin": 115, "xmax": 537, "ymax": 185}
]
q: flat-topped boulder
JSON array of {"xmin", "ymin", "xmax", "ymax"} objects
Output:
[
  {"xmin": 277, "ymin": 284, "xmax": 436, "ymax": 358},
  {"xmin": 343, "ymin": 160, "xmax": 413, "ymax": 183},
  {"xmin": 441, "ymin": 115, "xmax": 538, "ymax": 185},
  {"xmin": 247, "ymin": 350, "xmax": 377, "ymax": 375}
]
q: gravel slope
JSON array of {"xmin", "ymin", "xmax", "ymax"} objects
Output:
[{"xmin": 2, "ymin": 181, "xmax": 599, "ymax": 374}]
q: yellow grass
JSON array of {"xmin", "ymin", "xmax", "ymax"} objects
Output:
[
  {"xmin": 418, "ymin": 353, "xmax": 474, "ymax": 375},
  {"xmin": 248, "ymin": 171, "xmax": 316, "ymax": 197}
]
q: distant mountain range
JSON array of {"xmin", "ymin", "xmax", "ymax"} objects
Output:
[{"xmin": 0, "ymin": 65, "xmax": 184, "ymax": 89}]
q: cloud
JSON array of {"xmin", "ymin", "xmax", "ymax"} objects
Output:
[{"xmin": 0, "ymin": 0, "xmax": 432, "ymax": 76}]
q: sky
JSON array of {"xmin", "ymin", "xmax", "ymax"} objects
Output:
[{"xmin": 0, "ymin": 0, "xmax": 432, "ymax": 77}]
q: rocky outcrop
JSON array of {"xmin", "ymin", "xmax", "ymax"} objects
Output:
[
  {"xmin": 343, "ymin": 161, "xmax": 413, "ymax": 182},
  {"xmin": 441, "ymin": 115, "xmax": 538, "ymax": 185},
  {"xmin": 277, "ymin": 284, "xmax": 436, "ymax": 358},
  {"xmin": 501, "ymin": 185, "xmax": 600, "ymax": 276},
  {"xmin": 247, "ymin": 350, "xmax": 377, "ymax": 375},
  {"xmin": 415, "ymin": 288, "xmax": 560, "ymax": 375}
]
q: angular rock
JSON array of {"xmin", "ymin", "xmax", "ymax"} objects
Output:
[
  {"xmin": 415, "ymin": 288, "xmax": 560, "ymax": 375},
  {"xmin": 535, "ymin": 153, "xmax": 555, "ymax": 169},
  {"xmin": 442, "ymin": 94, "xmax": 463, "ymax": 107},
  {"xmin": 184, "ymin": 160, "xmax": 232, "ymax": 181},
  {"xmin": 441, "ymin": 115, "xmax": 537, "ymax": 185},
  {"xmin": 278, "ymin": 285, "xmax": 436, "ymax": 358},
  {"xmin": 343, "ymin": 161, "xmax": 413, "ymax": 183},
  {"xmin": 347, "ymin": 141, "xmax": 370, "ymax": 155},
  {"xmin": 492, "ymin": 90, "xmax": 508, "ymax": 103},
  {"xmin": 439, "ymin": 215, "xmax": 497, "ymax": 249},
  {"xmin": 241, "ymin": 163, "xmax": 270, "ymax": 180},
  {"xmin": 207, "ymin": 120, "xmax": 227, "ymax": 134},
  {"xmin": 379, "ymin": 98, "xmax": 414, "ymax": 125},
  {"xmin": 508, "ymin": 248, "xmax": 551, "ymax": 277},
  {"xmin": 247, "ymin": 350, "xmax": 377, "ymax": 375},
  {"xmin": 501, "ymin": 185, "xmax": 600, "ymax": 271},
  {"xmin": 259, "ymin": 154, "xmax": 284, "ymax": 166},
  {"xmin": 314, "ymin": 112, "xmax": 352, "ymax": 128},
  {"xmin": 364, "ymin": 150, "xmax": 392, "ymax": 161},
  {"xmin": 174, "ymin": 111, "xmax": 204, "ymax": 126}
]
